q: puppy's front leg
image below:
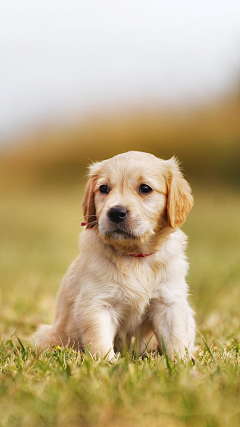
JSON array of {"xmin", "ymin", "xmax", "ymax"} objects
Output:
[
  {"xmin": 80, "ymin": 309, "xmax": 117, "ymax": 361},
  {"xmin": 151, "ymin": 300, "xmax": 195, "ymax": 359}
]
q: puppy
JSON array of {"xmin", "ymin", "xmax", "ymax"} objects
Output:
[{"xmin": 35, "ymin": 151, "xmax": 195, "ymax": 359}]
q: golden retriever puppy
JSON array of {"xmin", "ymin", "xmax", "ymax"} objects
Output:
[{"xmin": 35, "ymin": 151, "xmax": 195, "ymax": 359}]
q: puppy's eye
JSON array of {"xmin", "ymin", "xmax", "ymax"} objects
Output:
[
  {"xmin": 100, "ymin": 185, "xmax": 109, "ymax": 194},
  {"xmin": 139, "ymin": 184, "xmax": 153, "ymax": 194}
]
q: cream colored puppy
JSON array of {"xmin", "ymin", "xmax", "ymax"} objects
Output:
[{"xmin": 35, "ymin": 151, "xmax": 195, "ymax": 359}]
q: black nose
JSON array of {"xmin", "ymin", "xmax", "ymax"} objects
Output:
[{"xmin": 108, "ymin": 206, "xmax": 128, "ymax": 223}]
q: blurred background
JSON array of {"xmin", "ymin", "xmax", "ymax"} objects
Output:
[{"xmin": 0, "ymin": 1, "xmax": 240, "ymax": 342}]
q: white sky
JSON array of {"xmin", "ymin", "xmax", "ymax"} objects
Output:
[{"xmin": 1, "ymin": 0, "xmax": 240, "ymax": 143}]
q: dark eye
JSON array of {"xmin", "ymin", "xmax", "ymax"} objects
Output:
[
  {"xmin": 139, "ymin": 184, "xmax": 153, "ymax": 194},
  {"xmin": 100, "ymin": 185, "xmax": 109, "ymax": 194}
]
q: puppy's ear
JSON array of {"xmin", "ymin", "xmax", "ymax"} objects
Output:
[
  {"xmin": 166, "ymin": 157, "xmax": 193, "ymax": 229},
  {"xmin": 82, "ymin": 177, "xmax": 96, "ymax": 228},
  {"xmin": 82, "ymin": 162, "xmax": 102, "ymax": 229}
]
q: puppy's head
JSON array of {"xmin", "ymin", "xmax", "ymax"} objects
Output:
[{"xmin": 82, "ymin": 151, "xmax": 193, "ymax": 251}]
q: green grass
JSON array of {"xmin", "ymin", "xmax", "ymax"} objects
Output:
[{"xmin": 0, "ymin": 183, "xmax": 240, "ymax": 427}]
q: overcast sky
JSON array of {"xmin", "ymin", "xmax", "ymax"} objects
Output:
[{"xmin": 1, "ymin": 0, "xmax": 240, "ymax": 144}]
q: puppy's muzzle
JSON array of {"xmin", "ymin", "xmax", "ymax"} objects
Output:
[{"xmin": 108, "ymin": 206, "xmax": 128, "ymax": 223}]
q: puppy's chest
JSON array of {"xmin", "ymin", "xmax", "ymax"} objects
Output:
[{"xmin": 113, "ymin": 262, "xmax": 160, "ymax": 310}]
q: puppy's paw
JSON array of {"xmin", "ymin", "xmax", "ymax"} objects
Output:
[
  {"xmin": 33, "ymin": 324, "xmax": 58, "ymax": 349},
  {"xmin": 165, "ymin": 341, "xmax": 195, "ymax": 361}
]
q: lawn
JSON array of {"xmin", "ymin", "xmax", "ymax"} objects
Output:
[{"xmin": 0, "ymin": 181, "xmax": 240, "ymax": 427}]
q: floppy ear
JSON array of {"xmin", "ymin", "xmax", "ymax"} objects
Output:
[
  {"xmin": 166, "ymin": 157, "xmax": 194, "ymax": 229},
  {"xmin": 82, "ymin": 162, "xmax": 102, "ymax": 229},
  {"xmin": 82, "ymin": 177, "xmax": 97, "ymax": 228}
]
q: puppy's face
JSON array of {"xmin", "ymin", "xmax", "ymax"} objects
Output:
[{"xmin": 82, "ymin": 151, "xmax": 193, "ymax": 252}]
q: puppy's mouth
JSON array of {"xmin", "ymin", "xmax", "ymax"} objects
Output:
[{"xmin": 105, "ymin": 227, "xmax": 137, "ymax": 240}]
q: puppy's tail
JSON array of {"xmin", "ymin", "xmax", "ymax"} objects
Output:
[{"xmin": 33, "ymin": 324, "xmax": 60, "ymax": 349}]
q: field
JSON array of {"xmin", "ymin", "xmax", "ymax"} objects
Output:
[
  {"xmin": 1, "ymin": 96, "xmax": 240, "ymax": 426},
  {"xmin": 0, "ymin": 177, "xmax": 240, "ymax": 427}
]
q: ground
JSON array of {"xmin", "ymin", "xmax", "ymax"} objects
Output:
[{"xmin": 0, "ymin": 182, "xmax": 240, "ymax": 427}]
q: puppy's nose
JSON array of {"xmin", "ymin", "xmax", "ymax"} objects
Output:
[{"xmin": 108, "ymin": 206, "xmax": 128, "ymax": 223}]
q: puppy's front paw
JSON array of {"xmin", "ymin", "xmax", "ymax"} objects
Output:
[
  {"xmin": 104, "ymin": 349, "xmax": 117, "ymax": 362},
  {"xmin": 88, "ymin": 347, "xmax": 116, "ymax": 362},
  {"xmin": 166, "ymin": 342, "xmax": 195, "ymax": 360}
]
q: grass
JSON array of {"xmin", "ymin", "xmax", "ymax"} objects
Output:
[
  {"xmin": 0, "ymin": 340, "xmax": 240, "ymax": 427},
  {"xmin": 0, "ymin": 181, "xmax": 240, "ymax": 426}
]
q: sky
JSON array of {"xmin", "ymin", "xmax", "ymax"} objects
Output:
[{"xmin": 1, "ymin": 0, "xmax": 240, "ymax": 144}]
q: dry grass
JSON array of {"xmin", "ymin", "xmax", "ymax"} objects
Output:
[{"xmin": 1, "ymin": 96, "xmax": 240, "ymax": 188}]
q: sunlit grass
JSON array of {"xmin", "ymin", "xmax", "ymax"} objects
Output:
[{"xmin": 0, "ymin": 338, "xmax": 239, "ymax": 427}]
